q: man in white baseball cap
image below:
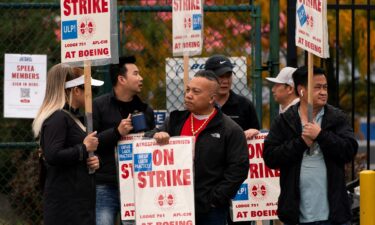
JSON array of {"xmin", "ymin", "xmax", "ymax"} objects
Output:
[{"xmin": 266, "ymin": 67, "xmax": 299, "ymax": 113}]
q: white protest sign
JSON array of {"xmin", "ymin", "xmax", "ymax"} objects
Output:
[
  {"xmin": 117, "ymin": 133, "xmax": 145, "ymax": 221},
  {"xmin": 296, "ymin": 0, "xmax": 329, "ymax": 58},
  {"xmin": 133, "ymin": 137, "xmax": 195, "ymax": 225},
  {"xmin": 172, "ymin": 0, "xmax": 203, "ymax": 56},
  {"xmin": 231, "ymin": 133, "xmax": 280, "ymax": 221},
  {"xmin": 166, "ymin": 57, "xmax": 249, "ymax": 112},
  {"xmin": 3, "ymin": 54, "xmax": 47, "ymax": 118},
  {"xmin": 60, "ymin": 0, "xmax": 111, "ymax": 62}
]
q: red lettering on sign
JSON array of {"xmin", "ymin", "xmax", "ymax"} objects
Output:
[
  {"xmin": 236, "ymin": 211, "xmax": 248, "ymax": 218},
  {"xmin": 304, "ymin": 40, "xmax": 322, "ymax": 53},
  {"xmin": 121, "ymin": 163, "xmax": 133, "ymax": 179},
  {"xmin": 173, "ymin": 0, "xmax": 200, "ymax": 11},
  {"xmin": 12, "ymin": 72, "xmax": 39, "ymax": 79},
  {"xmin": 153, "ymin": 149, "xmax": 174, "ymax": 166},
  {"xmin": 78, "ymin": 48, "xmax": 109, "ymax": 57},
  {"xmin": 249, "ymin": 162, "xmax": 280, "ymax": 178},
  {"xmin": 137, "ymin": 169, "xmax": 191, "ymax": 188},
  {"xmin": 248, "ymin": 143, "xmax": 264, "ymax": 159},
  {"xmin": 155, "ymin": 220, "xmax": 193, "ymax": 225},
  {"xmin": 250, "ymin": 209, "xmax": 278, "ymax": 217},
  {"xmin": 299, "ymin": 0, "xmax": 322, "ymax": 12},
  {"xmin": 63, "ymin": 0, "xmax": 109, "ymax": 16},
  {"xmin": 124, "ymin": 210, "xmax": 135, "ymax": 217}
]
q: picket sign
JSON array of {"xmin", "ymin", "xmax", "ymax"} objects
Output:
[{"xmin": 230, "ymin": 133, "xmax": 280, "ymax": 223}]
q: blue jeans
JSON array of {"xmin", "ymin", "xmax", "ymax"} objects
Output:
[
  {"xmin": 96, "ymin": 185, "xmax": 120, "ymax": 225},
  {"xmin": 195, "ymin": 207, "xmax": 228, "ymax": 225},
  {"xmin": 285, "ymin": 221, "xmax": 348, "ymax": 225},
  {"xmin": 96, "ymin": 185, "xmax": 135, "ymax": 225}
]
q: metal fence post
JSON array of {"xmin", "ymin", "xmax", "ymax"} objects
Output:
[{"xmin": 269, "ymin": 0, "xmax": 280, "ymax": 123}]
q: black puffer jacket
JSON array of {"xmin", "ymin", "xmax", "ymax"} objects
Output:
[
  {"xmin": 263, "ymin": 103, "xmax": 358, "ymax": 224},
  {"xmin": 146, "ymin": 107, "xmax": 249, "ymax": 213}
]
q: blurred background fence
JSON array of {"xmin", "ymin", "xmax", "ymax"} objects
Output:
[
  {"xmin": 0, "ymin": 1, "xmax": 262, "ymax": 224},
  {"xmin": 0, "ymin": 0, "xmax": 373, "ymax": 224}
]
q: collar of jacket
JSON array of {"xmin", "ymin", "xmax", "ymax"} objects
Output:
[
  {"xmin": 173, "ymin": 105, "xmax": 223, "ymax": 133},
  {"xmin": 109, "ymin": 89, "xmax": 148, "ymax": 111},
  {"xmin": 222, "ymin": 90, "xmax": 238, "ymax": 106},
  {"xmin": 63, "ymin": 103, "xmax": 80, "ymax": 116},
  {"xmin": 281, "ymin": 103, "xmax": 340, "ymax": 134}
]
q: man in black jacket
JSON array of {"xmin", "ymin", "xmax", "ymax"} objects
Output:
[
  {"xmin": 263, "ymin": 66, "xmax": 358, "ymax": 225},
  {"xmin": 204, "ymin": 54, "xmax": 260, "ymax": 139},
  {"xmin": 93, "ymin": 56, "xmax": 155, "ymax": 225},
  {"xmin": 205, "ymin": 54, "xmax": 260, "ymax": 225},
  {"xmin": 146, "ymin": 70, "xmax": 249, "ymax": 225}
]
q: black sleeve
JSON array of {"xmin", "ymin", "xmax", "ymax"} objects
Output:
[
  {"xmin": 316, "ymin": 113, "xmax": 358, "ymax": 164},
  {"xmin": 263, "ymin": 116, "xmax": 308, "ymax": 169},
  {"xmin": 145, "ymin": 105, "xmax": 156, "ymax": 130},
  {"xmin": 209, "ymin": 122, "xmax": 249, "ymax": 206},
  {"xmin": 248, "ymin": 100, "xmax": 260, "ymax": 129},
  {"xmin": 42, "ymin": 112, "xmax": 87, "ymax": 166},
  {"xmin": 93, "ymin": 99, "xmax": 120, "ymax": 155},
  {"xmin": 144, "ymin": 116, "xmax": 170, "ymax": 138}
]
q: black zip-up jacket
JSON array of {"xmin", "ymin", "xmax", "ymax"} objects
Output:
[
  {"xmin": 93, "ymin": 91, "xmax": 155, "ymax": 185},
  {"xmin": 221, "ymin": 90, "xmax": 260, "ymax": 130},
  {"xmin": 263, "ymin": 103, "xmax": 358, "ymax": 224},
  {"xmin": 146, "ymin": 108, "xmax": 249, "ymax": 213}
]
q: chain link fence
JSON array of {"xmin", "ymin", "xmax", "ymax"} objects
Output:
[{"xmin": 0, "ymin": 1, "xmax": 259, "ymax": 224}]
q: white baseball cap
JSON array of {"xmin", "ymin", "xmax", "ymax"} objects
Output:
[
  {"xmin": 65, "ymin": 75, "xmax": 104, "ymax": 89},
  {"xmin": 265, "ymin": 67, "xmax": 297, "ymax": 86}
]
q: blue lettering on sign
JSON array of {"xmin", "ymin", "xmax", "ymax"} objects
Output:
[
  {"xmin": 192, "ymin": 14, "xmax": 202, "ymax": 30},
  {"xmin": 233, "ymin": 183, "xmax": 249, "ymax": 201},
  {"xmin": 134, "ymin": 153, "xmax": 152, "ymax": 172},
  {"xmin": 297, "ymin": 5, "xmax": 307, "ymax": 27},
  {"xmin": 118, "ymin": 144, "xmax": 132, "ymax": 161},
  {"xmin": 62, "ymin": 20, "xmax": 78, "ymax": 40}
]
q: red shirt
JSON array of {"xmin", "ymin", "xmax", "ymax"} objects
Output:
[{"xmin": 180, "ymin": 109, "xmax": 217, "ymax": 139}]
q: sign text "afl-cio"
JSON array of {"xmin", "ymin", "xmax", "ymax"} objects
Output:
[{"xmin": 63, "ymin": 0, "xmax": 109, "ymax": 16}]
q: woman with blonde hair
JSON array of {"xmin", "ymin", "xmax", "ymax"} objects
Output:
[{"xmin": 32, "ymin": 63, "xmax": 103, "ymax": 225}]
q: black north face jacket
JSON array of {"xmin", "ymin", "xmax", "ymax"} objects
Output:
[
  {"xmin": 146, "ymin": 107, "xmax": 249, "ymax": 213},
  {"xmin": 263, "ymin": 103, "xmax": 358, "ymax": 224}
]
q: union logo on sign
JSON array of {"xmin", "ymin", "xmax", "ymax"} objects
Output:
[
  {"xmin": 250, "ymin": 181, "xmax": 268, "ymax": 201},
  {"xmin": 155, "ymin": 190, "xmax": 176, "ymax": 210},
  {"xmin": 78, "ymin": 17, "xmax": 96, "ymax": 40}
]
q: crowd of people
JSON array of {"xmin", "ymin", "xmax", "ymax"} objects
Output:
[{"xmin": 32, "ymin": 54, "xmax": 358, "ymax": 225}]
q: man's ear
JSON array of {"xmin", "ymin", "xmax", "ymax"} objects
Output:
[
  {"xmin": 209, "ymin": 94, "xmax": 216, "ymax": 104},
  {"xmin": 297, "ymin": 85, "xmax": 303, "ymax": 97},
  {"xmin": 117, "ymin": 75, "xmax": 126, "ymax": 84},
  {"xmin": 287, "ymin": 85, "xmax": 294, "ymax": 95}
]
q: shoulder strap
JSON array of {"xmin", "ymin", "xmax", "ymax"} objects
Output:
[{"xmin": 62, "ymin": 109, "xmax": 87, "ymax": 132}]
